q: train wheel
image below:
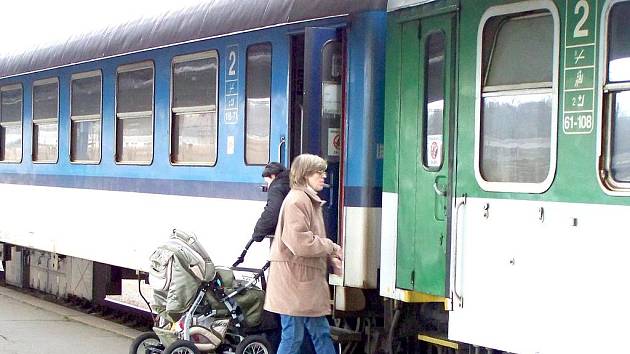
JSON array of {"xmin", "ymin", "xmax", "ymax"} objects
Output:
[
  {"xmin": 164, "ymin": 339, "xmax": 201, "ymax": 354},
  {"xmin": 235, "ymin": 334, "xmax": 273, "ymax": 354},
  {"xmin": 129, "ymin": 331, "xmax": 163, "ymax": 354}
]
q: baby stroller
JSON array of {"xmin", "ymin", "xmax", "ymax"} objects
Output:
[{"xmin": 129, "ymin": 229, "xmax": 275, "ymax": 354}]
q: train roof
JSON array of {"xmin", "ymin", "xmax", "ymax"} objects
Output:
[{"xmin": 0, "ymin": 0, "xmax": 386, "ymax": 80}]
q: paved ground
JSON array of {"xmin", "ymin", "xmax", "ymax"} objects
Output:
[{"xmin": 0, "ymin": 286, "xmax": 141, "ymax": 354}]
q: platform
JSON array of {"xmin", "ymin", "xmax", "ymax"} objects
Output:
[{"xmin": 0, "ymin": 285, "xmax": 140, "ymax": 354}]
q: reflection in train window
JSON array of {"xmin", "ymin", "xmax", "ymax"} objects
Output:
[
  {"xmin": 171, "ymin": 51, "xmax": 218, "ymax": 165},
  {"xmin": 0, "ymin": 84, "xmax": 23, "ymax": 163},
  {"xmin": 32, "ymin": 78, "xmax": 59, "ymax": 163},
  {"xmin": 116, "ymin": 62, "xmax": 154, "ymax": 164},
  {"xmin": 71, "ymin": 71, "xmax": 102, "ymax": 163},
  {"xmin": 604, "ymin": 1, "xmax": 630, "ymax": 186},
  {"xmin": 479, "ymin": 12, "xmax": 554, "ymax": 184},
  {"xmin": 245, "ymin": 43, "xmax": 272, "ymax": 165},
  {"xmin": 423, "ymin": 32, "xmax": 445, "ymax": 169},
  {"xmin": 320, "ymin": 40, "xmax": 342, "ymax": 162}
]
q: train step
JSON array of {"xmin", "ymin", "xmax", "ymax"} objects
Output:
[
  {"xmin": 418, "ymin": 332, "xmax": 459, "ymax": 350},
  {"xmin": 330, "ymin": 326, "xmax": 362, "ymax": 343}
]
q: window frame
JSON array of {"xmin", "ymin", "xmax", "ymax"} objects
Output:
[
  {"xmin": 70, "ymin": 70, "xmax": 103, "ymax": 164},
  {"xmin": 244, "ymin": 42, "xmax": 272, "ymax": 166},
  {"xmin": 169, "ymin": 50, "xmax": 219, "ymax": 167},
  {"xmin": 473, "ymin": 0, "xmax": 560, "ymax": 193},
  {"xmin": 32, "ymin": 77, "xmax": 59, "ymax": 164},
  {"xmin": 319, "ymin": 39, "xmax": 343, "ymax": 163},
  {"xmin": 115, "ymin": 61, "xmax": 155, "ymax": 165},
  {"xmin": 0, "ymin": 83, "xmax": 24, "ymax": 164},
  {"xmin": 421, "ymin": 29, "xmax": 447, "ymax": 171},
  {"xmin": 598, "ymin": 0, "xmax": 630, "ymax": 194}
]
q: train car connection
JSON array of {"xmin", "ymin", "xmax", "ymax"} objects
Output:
[
  {"xmin": 382, "ymin": 0, "xmax": 630, "ymax": 352},
  {"xmin": 0, "ymin": 0, "xmax": 386, "ymax": 325}
]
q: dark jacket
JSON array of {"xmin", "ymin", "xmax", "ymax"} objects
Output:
[{"xmin": 252, "ymin": 170, "xmax": 290, "ymax": 241}]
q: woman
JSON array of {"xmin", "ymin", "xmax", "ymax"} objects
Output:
[{"xmin": 264, "ymin": 154, "xmax": 343, "ymax": 354}]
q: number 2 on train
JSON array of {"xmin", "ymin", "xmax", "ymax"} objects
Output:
[
  {"xmin": 574, "ymin": 0, "xmax": 589, "ymax": 38},
  {"xmin": 228, "ymin": 48, "xmax": 237, "ymax": 77}
]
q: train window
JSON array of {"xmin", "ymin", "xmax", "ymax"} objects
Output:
[
  {"xmin": 116, "ymin": 62, "xmax": 154, "ymax": 164},
  {"xmin": 245, "ymin": 43, "xmax": 271, "ymax": 165},
  {"xmin": 423, "ymin": 32, "xmax": 445, "ymax": 169},
  {"xmin": 484, "ymin": 17, "xmax": 553, "ymax": 87},
  {"xmin": 171, "ymin": 51, "xmax": 218, "ymax": 165},
  {"xmin": 71, "ymin": 71, "xmax": 102, "ymax": 163},
  {"xmin": 0, "ymin": 84, "xmax": 23, "ymax": 163},
  {"xmin": 476, "ymin": 6, "xmax": 558, "ymax": 192},
  {"xmin": 608, "ymin": 2, "xmax": 630, "ymax": 83},
  {"xmin": 321, "ymin": 40, "xmax": 342, "ymax": 162},
  {"xmin": 32, "ymin": 78, "xmax": 59, "ymax": 163},
  {"xmin": 602, "ymin": 1, "xmax": 630, "ymax": 186}
]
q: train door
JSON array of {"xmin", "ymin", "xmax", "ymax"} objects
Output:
[
  {"xmin": 289, "ymin": 28, "xmax": 344, "ymax": 243},
  {"xmin": 396, "ymin": 13, "xmax": 455, "ymax": 296}
]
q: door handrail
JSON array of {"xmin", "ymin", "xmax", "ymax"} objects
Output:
[
  {"xmin": 452, "ymin": 193, "xmax": 467, "ymax": 308},
  {"xmin": 278, "ymin": 136, "xmax": 286, "ymax": 165}
]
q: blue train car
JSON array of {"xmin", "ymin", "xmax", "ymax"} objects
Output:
[{"xmin": 0, "ymin": 0, "xmax": 386, "ymax": 310}]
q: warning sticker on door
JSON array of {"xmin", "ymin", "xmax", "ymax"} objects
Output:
[
  {"xmin": 426, "ymin": 134, "xmax": 442, "ymax": 167},
  {"xmin": 328, "ymin": 128, "xmax": 341, "ymax": 157},
  {"xmin": 322, "ymin": 83, "xmax": 342, "ymax": 115}
]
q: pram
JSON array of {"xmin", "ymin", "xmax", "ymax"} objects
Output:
[{"xmin": 129, "ymin": 229, "xmax": 275, "ymax": 354}]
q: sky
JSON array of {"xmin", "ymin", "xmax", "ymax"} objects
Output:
[{"xmin": 0, "ymin": 0, "xmax": 207, "ymax": 56}]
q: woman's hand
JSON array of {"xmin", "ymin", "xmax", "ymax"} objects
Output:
[
  {"xmin": 328, "ymin": 244, "xmax": 343, "ymax": 275},
  {"xmin": 332, "ymin": 244, "xmax": 344, "ymax": 260},
  {"xmin": 329, "ymin": 256, "xmax": 343, "ymax": 276}
]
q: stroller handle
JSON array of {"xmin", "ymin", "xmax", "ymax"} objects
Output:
[
  {"xmin": 232, "ymin": 235, "xmax": 274, "ymax": 267},
  {"xmin": 232, "ymin": 238, "xmax": 255, "ymax": 267}
]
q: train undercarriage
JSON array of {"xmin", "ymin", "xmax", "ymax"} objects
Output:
[
  {"xmin": 0, "ymin": 243, "xmax": 154, "ymax": 329},
  {"xmin": 0, "ymin": 243, "xmax": 512, "ymax": 354}
]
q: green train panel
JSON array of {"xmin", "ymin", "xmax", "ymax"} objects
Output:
[{"xmin": 381, "ymin": 0, "xmax": 630, "ymax": 352}]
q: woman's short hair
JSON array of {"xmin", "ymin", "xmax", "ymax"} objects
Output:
[{"xmin": 290, "ymin": 154, "xmax": 327, "ymax": 188}]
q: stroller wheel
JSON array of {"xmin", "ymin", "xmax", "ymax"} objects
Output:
[
  {"xmin": 129, "ymin": 332, "xmax": 163, "ymax": 354},
  {"xmin": 164, "ymin": 339, "xmax": 201, "ymax": 354},
  {"xmin": 235, "ymin": 335, "xmax": 273, "ymax": 354}
]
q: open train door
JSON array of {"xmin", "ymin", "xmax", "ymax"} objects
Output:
[
  {"xmin": 300, "ymin": 27, "xmax": 344, "ymax": 243},
  {"xmin": 396, "ymin": 12, "xmax": 455, "ymax": 296}
]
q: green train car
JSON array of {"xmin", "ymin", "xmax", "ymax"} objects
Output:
[{"xmin": 379, "ymin": 0, "xmax": 630, "ymax": 352}]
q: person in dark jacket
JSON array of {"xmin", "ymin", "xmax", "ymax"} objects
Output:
[{"xmin": 252, "ymin": 162, "xmax": 291, "ymax": 242}]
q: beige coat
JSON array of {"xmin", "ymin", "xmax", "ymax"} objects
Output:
[{"xmin": 263, "ymin": 186, "xmax": 338, "ymax": 317}]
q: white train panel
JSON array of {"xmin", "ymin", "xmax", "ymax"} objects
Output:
[
  {"xmin": 0, "ymin": 183, "xmax": 269, "ymax": 272},
  {"xmin": 342, "ymin": 206, "xmax": 381, "ymax": 289},
  {"xmin": 449, "ymin": 196, "xmax": 629, "ymax": 353},
  {"xmin": 379, "ymin": 192, "xmax": 404, "ymax": 300}
]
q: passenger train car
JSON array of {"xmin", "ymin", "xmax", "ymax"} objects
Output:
[
  {"xmin": 0, "ymin": 0, "xmax": 385, "ymax": 316},
  {"xmin": 2, "ymin": 0, "xmax": 629, "ymax": 353},
  {"xmin": 382, "ymin": 0, "xmax": 630, "ymax": 353}
]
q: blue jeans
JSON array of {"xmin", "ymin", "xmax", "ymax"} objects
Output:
[{"xmin": 276, "ymin": 315, "xmax": 336, "ymax": 354}]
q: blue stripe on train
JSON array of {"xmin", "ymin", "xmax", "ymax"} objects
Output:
[
  {"xmin": 0, "ymin": 173, "xmax": 266, "ymax": 200},
  {"xmin": 0, "ymin": 173, "xmax": 381, "ymax": 207}
]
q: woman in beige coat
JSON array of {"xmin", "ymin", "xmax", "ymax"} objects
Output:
[{"xmin": 264, "ymin": 154, "xmax": 343, "ymax": 354}]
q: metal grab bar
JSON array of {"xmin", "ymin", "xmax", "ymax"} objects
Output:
[
  {"xmin": 452, "ymin": 194, "xmax": 467, "ymax": 308},
  {"xmin": 278, "ymin": 136, "xmax": 286, "ymax": 165}
]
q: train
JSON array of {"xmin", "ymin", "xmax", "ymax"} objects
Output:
[{"xmin": 0, "ymin": 0, "xmax": 628, "ymax": 353}]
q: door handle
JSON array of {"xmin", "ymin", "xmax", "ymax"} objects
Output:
[
  {"xmin": 278, "ymin": 136, "xmax": 286, "ymax": 165},
  {"xmin": 433, "ymin": 180, "xmax": 447, "ymax": 196}
]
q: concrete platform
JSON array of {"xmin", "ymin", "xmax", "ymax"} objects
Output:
[{"xmin": 0, "ymin": 285, "xmax": 141, "ymax": 354}]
